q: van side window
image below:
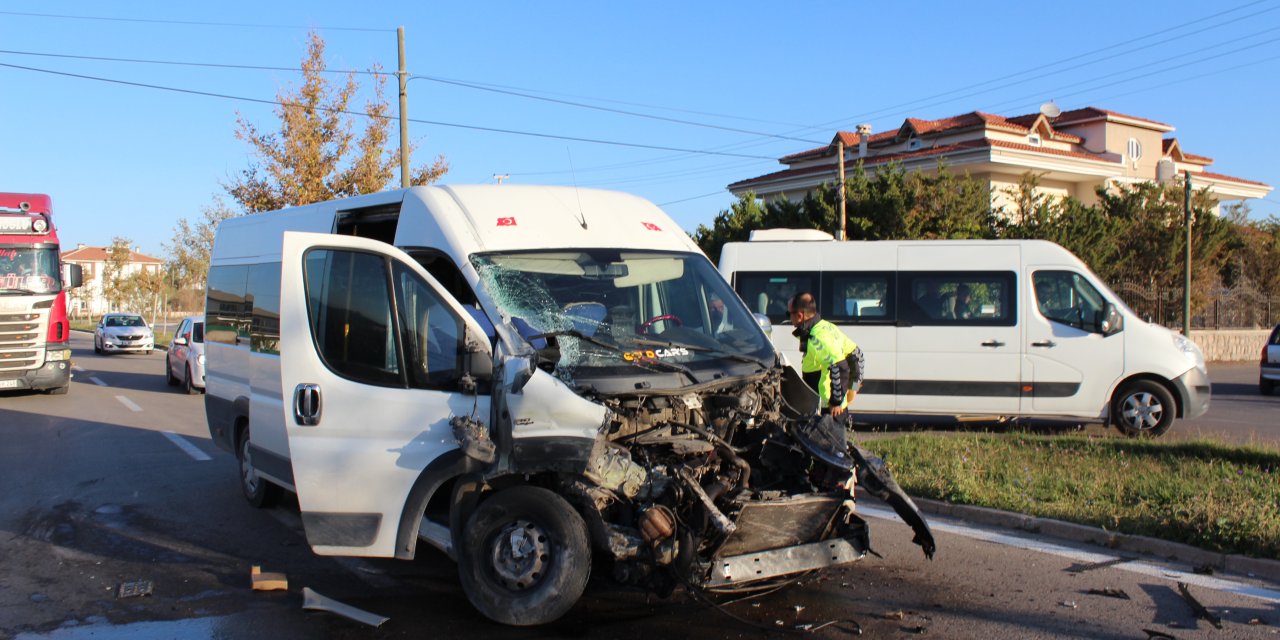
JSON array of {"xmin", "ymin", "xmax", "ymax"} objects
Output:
[
  {"xmin": 732, "ymin": 271, "xmax": 816, "ymax": 324},
  {"xmin": 1033, "ymin": 271, "xmax": 1108, "ymax": 333},
  {"xmin": 303, "ymin": 248, "xmax": 403, "ymax": 387},
  {"xmin": 393, "ymin": 262, "xmax": 464, "ymax": 389},
  {"xmin": 206, "ymin": 265, "xmax": 249, "ymax": 345},
  {"xmin": 823, "ymin": 272, "xmax": 894, "ymax": 323},
  {"xmin": 247, "ymin": 262, "xmax": 282, "ymax": 354},
  {"xmin": 900, "ymin": 272, "xmax": 1015, "ymax": 327}
]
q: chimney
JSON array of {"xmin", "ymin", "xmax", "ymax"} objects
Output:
[
  {"xmin": 856, "ymin": 123, "xmax": 872, "ymax": 158},
  {"xmin": 77, "ymin": 243, "xmax": 86, "ymax": 250}
]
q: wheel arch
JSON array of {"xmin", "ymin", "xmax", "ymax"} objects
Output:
[{"xmin": 1110, "ymin": 373, "xmax": 1183, "ymax": 419}]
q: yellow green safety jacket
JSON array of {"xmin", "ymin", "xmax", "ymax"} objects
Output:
[{"xmin": 793, "ymin": 316, "xmax": 864, "ymax": 410}]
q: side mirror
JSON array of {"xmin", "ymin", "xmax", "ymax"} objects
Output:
[
  {"xmin": 173, "ymin": 336, "xmax": 188, "ymax": 346},
  {"xmin": 62, "ymin": 264, "xmax": 83, "ymax": 289},
  {"xmin": 753, "ymin": 312, "xmax": 772, "ymax": 337},
  {"xmin": 1100, "ymin": 302, "xmax": 1124, "ymax": 336}
]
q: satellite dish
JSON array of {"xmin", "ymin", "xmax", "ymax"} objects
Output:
[{"xmin": 1039, "ymin": 101, "xmax": 1062, "ymax": 119}]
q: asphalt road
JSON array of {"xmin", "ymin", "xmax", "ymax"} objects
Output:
[{"xmin": 1, "ymin": 335, "xmax": 1277, "ymax": 639}]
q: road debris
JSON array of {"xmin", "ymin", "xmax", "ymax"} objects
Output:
[
  {"xmin": 881, "ymin": 610, "xmax": 906, "ymax": 620},
  {"xmin": 1058, "ymin": 600, "xmax": 1077, "ymax": 609},
  {"xmin": 302, "ymin": 588, "xmax": 388, "ymax": 627},
  {"xmin": 1142, "ymin": 630, "xmax": 1177, "ymax": 640},
  {"xmin": 1064, "ymin": 556, "xmax": 1136, "ymax": 573},
  {"xmin": 1192, "ymin": 564, "xmax": 1215, "ymax": 575},
  {"xmin": 250, "ymin": 565, "xmax": 288, "ymax": 591},
  {"xmin": 1176, "ymin": 582, "xmax": 1222, "ymax": 630},
  {"xmin": 116, "ymin": 580, "xmax": 153, "ymax": 599},
  {"xmin": 1084, "ymin": 588, "xmax": 1130, "ymax": 600},
  {"xmin": 1247, "ymin": 617, "xmax": 1268, "ymax": 625}
]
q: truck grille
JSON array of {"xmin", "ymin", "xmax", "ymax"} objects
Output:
[{"xmin": 0, "ymin": 311, "xmax": 47, "ymax": 371}]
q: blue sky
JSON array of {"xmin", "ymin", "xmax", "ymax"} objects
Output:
[{"xmin": 3, "ymin": 1, "xmax": 1278, "ymax": 258}]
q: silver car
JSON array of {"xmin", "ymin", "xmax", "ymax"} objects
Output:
[
  {"xmin": 1262, "ymin": 323, "xmax": 1280, "ymax": 395},
  {"xmin": 165, "ymin": 315, "xmax": 206, "ymax": 394},
  {"xmin": 93, "ymin": 313, "xmax": 154, "ymax": 355}
]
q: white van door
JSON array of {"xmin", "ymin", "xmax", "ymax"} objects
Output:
[
  {"xmin": 896, "ymin": 246, "xmax": 1022, "ymax": 415},
  {"xmin": 279, "ymin": 231, "xmax": 492, "ymax": 557},
  {"xmin": 1024, "ymin": 269, "xmax": 1124, "ymax": 417}
]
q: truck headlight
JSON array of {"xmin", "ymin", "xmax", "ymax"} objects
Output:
[{"xmin": 1172, "ymin": 333, "xmax": 1206, "ymax": 373}]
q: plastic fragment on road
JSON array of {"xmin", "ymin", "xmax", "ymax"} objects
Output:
[
  {"xmin": 116, "ymin": 580, "xmax": 153, "ymax": 598},
  {"xmin": 250, "ymin": 565, "xmax": 288, "ymax": 591},
  {"xmin": 1177, "ymin": 582, "xmax": 1222, "ymax": 630},
  {"xmin": 302, "ymin": 587, "xmax": 389, "ymax": 627},
  {"xmin": 1141, "ymin": 630, "xmax": 1177, "ymax": 640}
]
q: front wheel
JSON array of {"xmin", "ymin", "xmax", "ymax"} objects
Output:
[
  {"xmin": 166, "ymin": 356, "xmax": 178, "ymax": 386},
  {"xmin": 184, "ymin": 365, "xmax": 198, "ymax": 395},
  {"xmin": 1112, "ymin": 380, "xmax": 1175, "ymax": 438},
  {"xmin": 458, "ymin": 486, "xmax": 591, "ymax": 626},
  {"xmin": 1261, "ymin": 378, "xmax": 1276, "ymax": 396}
]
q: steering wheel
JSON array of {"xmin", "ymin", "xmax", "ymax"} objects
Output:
[{"xmin": 638, "ymin": 313, "xmax": 683, "ymax": 335}]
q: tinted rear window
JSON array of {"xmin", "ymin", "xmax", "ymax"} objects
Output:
[{"xmin": 192, "ymin": 322, "xmax": 204, "ymax": 344}]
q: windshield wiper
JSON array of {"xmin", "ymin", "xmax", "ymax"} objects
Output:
[
  {"xmin": 530, "ymin": 329, "xmax": 700, "ymax": 382},
  {"xmin": 631, "ymin": 337, "xmax": 770, "ymax": 369}
]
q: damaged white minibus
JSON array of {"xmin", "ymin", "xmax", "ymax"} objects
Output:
[{"xmin": 204, "ymin": 186, "xmax": 934, "ymax": 625}]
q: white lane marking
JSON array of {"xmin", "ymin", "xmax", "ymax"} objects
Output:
[
  {"xmin": 115, "ymin": 395, "xmax": 142, "ymax": 412},
  {"xmin": 162, "ymin": 431, "xmax": 212, "ymax": 461},
  {"xmin": 72, "ymin": 364, "xmax": 85, "ymax": 372},
  {"xmin": 89, "ymin": 376, "xmax": 107, "ymax": 386},
  {"xmin": 858, "ymin": 504, "xmax": 1280, "ymax": 604}
]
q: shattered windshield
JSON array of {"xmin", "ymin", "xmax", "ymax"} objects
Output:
[
  {"xmin": 474, "ymin": 250, "xmax": 772, "ymax": 383},
  {"xmin": 0, "ymin": 246, "xmax": 60, "ymax": 295}
]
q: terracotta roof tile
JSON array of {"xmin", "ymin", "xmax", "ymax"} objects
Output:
[
  {"xmin": 61, "ymin": 246, "xmax": 163, "ymax": 263},
  {"xmin": 1050, "ymin": 106, "xmax": 1172, "ymax": 129},
  {"xmin": 1194, "ymin": 171, "xmax": 1271, "ymax": 188}
]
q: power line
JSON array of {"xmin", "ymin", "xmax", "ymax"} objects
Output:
[
  {"xmin": 410, "ymin": 75, "xmax": 824, "ymax": 145},
  {"xmin": 0, "ymin": 10, "xmax": 392, "ymax": 32},
  {"xmin": 0, "ymin": 48, "xmax": 383, "ymax": 76},
  {"xmin": 659, "ymin": 191, "xmax": 731, "ymax": 207},
  {"xmin": 0, "ymin": 61, "xmax": 778, "ymax": 160}
]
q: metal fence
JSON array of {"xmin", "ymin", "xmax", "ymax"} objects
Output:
[{"xmin": 1110, "ymin": 282, "xmax": 1279, "ymax": 330}]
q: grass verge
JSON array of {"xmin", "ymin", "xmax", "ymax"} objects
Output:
[{"xmin": 863, "ymin": 434, "xmax": 1280, "ymax": 559}]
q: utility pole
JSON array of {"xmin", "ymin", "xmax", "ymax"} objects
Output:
[
  {"xmin": 836, "ymin": 139, "xmax": 846, "ymax": 241},
  {"xmin": 1183, "ymin": 170, "xmax": 1192, "ymax": 337},
  {"xmin": 397, "ymin": 26, "xmax": 410, "ymax": 188},
  {"xmin": 493, "ymin": 174, "xmax": 509, "ymax": 185}
]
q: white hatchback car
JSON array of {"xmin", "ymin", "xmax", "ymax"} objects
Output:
[
  {"xmin": 166, "ymin": 315, "xmax": 206, "ymax": 394},
  {"xmin": 1261, "ymin": 323, "xmax": 1280, "ymax": 396},
  {"xmin": 93, "ymin": 313, "xmax": 154, "ymax": 355}
]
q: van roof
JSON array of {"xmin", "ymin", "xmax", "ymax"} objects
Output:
[{"xmin": 748, "ymin": 228, "xmax": 835, "ymax": 242}]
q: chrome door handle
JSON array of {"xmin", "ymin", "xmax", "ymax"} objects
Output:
[
  {"xmin": 293, "ymin": 383, "xmax": 322, "ymax": 426},
  {"xmin": 1031, "ymin": 340, "xmax": 1057, "ymax": 348},
  {"xmin": 980, "ymin": 340, "xmax": 1005, "ymax": 348}
]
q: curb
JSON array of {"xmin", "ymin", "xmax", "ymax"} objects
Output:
[{"xmin": 913, "ymin": 497, "xmax": 1280, "ymax": 584}]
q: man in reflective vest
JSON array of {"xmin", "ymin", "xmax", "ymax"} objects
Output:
[{"xmin": 789, "ymin": 292, "xmax": 864, "ymax": 417}]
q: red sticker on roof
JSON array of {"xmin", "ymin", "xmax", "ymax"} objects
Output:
[
  {"xmin": 641, "ymin": 222, "xmax": 661, "ymax": 231},
  {"xmin": 496, "ymin": 217, "xmax": 517, "ymax": 227}
]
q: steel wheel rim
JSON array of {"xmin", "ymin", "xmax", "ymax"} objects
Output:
[
  {"xmin": 1121, "ymin": 391, "xmax": 1163, "ymax": 431},
  {"xmin": 488, "ymin": 519, "xmax": 550, "ymax": 591},
  {"xmin": 240, "ymin": 438, "xmax": 260, "ymax": 494}
]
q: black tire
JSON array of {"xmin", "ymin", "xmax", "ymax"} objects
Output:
[
  {"xmin": 1262, "ymin": 379, "xmax": 1276, "ymax": 396},
  {"xmin": 237, "ymin": 427, "xmax": 279, "ymax": 508},
  {"xmin": 94, "ymin": 338, "xmax": 102, "ymax": 355},
  {"xmin": 458, "ymin": 486, "xmax": 591, "ymax": 626},
  {"xmin": 1112, "ymin": 380, "xmax": 1176, "ymax": 438},
  {"xmin": 184, "ymin": 365, "xmax": 198, "ymax": 395},
  {"xmin": 165, "ymin": 356, "xmax": 178, "ymax": 386}
]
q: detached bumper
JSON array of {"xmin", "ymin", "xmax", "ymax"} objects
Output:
[
  {"xmin": 707, "ymin": 531, "xmax": 869, "ymax": 587},
  {"xmin": 1173, "ymin": 366, "xmax": 1211, "ymax": 419}
]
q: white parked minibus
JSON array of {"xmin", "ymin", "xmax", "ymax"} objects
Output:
[
  {"xmin": 204, "ymin": 187, "xmax": 934, "ymax": 626},
  {"xmin": 718, "ymin": 229, "xmax": 1210, "ymax": 437}
]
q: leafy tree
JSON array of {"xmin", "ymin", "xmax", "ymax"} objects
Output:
[
  {"xmin": 165, "ymin": 197, "xmax": 239, "ymax": 307},
  {"xmin": 692, "ymin": 192, "xmax": 769, "ymax": 264},
  {"xmin": 102, "ymin": 237, "xmax": 134, "ymax": 312},
  {"xmin": 226, "ymin": 32, "xmax": 448, "ymax": 213}
]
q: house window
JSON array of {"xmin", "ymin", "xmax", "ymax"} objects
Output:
[
  {"xmin": 907, "ymin": 137, "xmax": 922, "ymax": 151},
  {"xmin": 1027, "ymin": 134, "xmax": 1042, "ymax": 146},
  {"xmin": 1127, "ymin": 138, "xmax": 1142, "ymax": 161}
]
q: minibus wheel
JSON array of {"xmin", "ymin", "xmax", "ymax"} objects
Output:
[
  {"xmin": 458, "ymin": 486, "xmax": 590, "ymax": 626},
  {"xmin": 1112, "ymin": 380, "xmax": 1175, "ymax": 438},
  {"xmin": 237, "ymin": 426, "xmax": 279, "ymax": 508}
]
